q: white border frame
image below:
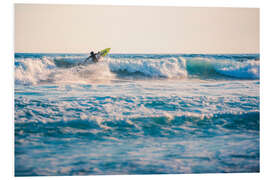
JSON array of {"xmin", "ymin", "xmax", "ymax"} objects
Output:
[{"xmin": 2, "ymin": 0, "xmax": 269, "ymax": 180}]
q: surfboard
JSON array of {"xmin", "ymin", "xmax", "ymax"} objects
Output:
[
  {"xmin": 54, "ymin": 48, "xmax": 111, "ymax": 68},
  {"xmin": 99, "ymin": 48, "xmax": 111, "ymax": 57}
]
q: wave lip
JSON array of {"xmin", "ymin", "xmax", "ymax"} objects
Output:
[
  {"xmin": 214, "ymin": 60, "xmax": 259, "ymax": 79},
  {"xmin": 185, "ymin": 57, "xmax": 260, "ymax": 80},
  {"xmin": 15, "ymin": 57, "xmax": 115, "ymax": 85},
  {"xmin": 106, "ymin": 57, "xmax": 187, "ymax": 79}
]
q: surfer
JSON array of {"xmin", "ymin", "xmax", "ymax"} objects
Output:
[
  {"xmin": 80, "ymin": 48, "xmax": 109, "ymax": 65},
  {"xmin": 84, "ymin": 51, "xmax": 99, "ymax": 63}
]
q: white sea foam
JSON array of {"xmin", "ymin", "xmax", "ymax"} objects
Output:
[
  {"xmin": 105, "ymin": 57, "xmax": 187, "ymax": 78},
  {"xmin": 15, "ymin": 55, "xmax": 259, "ymax": 86},
  {"xmin": 15, "ymin": 57, "xmax": 55, "ymax": 85},
  {"xmin": 213, "ymin": 59, "xmax": 260, "ymax": 79},
  {"xmin": 15, "ymin": 57, "xmax": 115, "ymax": 85}
]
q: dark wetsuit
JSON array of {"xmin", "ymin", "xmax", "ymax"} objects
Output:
[
  {"xmin": 84, "ymin": 52, "xmax": 98, "ymax": 63},
  {"xmin": 91, "ymin": 54, "xmax": 98, "ymax": 63}
]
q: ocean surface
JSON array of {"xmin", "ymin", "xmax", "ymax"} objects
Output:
[{"xmin": 15, "ymin": 53, "xmax": 260, "ymax": 176}]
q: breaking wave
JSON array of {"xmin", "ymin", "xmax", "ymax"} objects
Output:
[
  {"xmin": 14, "ymin": 54, "xmax": 259, "ymax": 85},
  {"xmin": 15, "ymin": 57, "xmax": 115, "ymax": 85},
  {"xmin": 106, "ymin": 57, "xmax": 187, "ymax": 78}
]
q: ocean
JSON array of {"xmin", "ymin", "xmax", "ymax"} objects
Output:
[{"xmin": 14, "ymin": 53, "xmax": 260, "ymax": 176}]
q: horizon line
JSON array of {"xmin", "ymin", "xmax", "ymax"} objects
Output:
[{"xmin": 14, "ymin": 51, "xmax": 260, "ymax": 55}]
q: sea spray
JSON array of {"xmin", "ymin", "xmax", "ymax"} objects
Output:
[
  {"xmin": 15, "ymin": 57, "xmax": 115, "ymax": 85},
  {"xmin": 106, "ymin": 57, "xmax": 187, "ymax": 78}
]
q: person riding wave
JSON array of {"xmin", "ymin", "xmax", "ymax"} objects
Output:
[{"xmin": 84, "ymin": 51, "xmax": 99, "ymax": 63}]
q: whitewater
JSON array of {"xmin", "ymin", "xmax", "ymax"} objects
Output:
[{"xmin": 15, "ymin": 53, "xmax": 260, "ymax": 176}]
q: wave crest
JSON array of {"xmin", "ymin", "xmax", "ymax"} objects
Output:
[
  {"xmin": 106, "ymin": 57, "xmax": 187, "ymax": 78},
  {"xmin": 15, "ymin": 57, "xmax": 114, "ymax": 85},
  {"xmin": 214, "ymin": 60, "xmax": 259, "ymax": 79},
  {"xmin": 15, "ymin": 55, "xmax": 260, "ymax": 85}
]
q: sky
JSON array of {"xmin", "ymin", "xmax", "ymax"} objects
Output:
[{"xmin": 15, "ymin": 4, "xmax": 259, "ymax": 54}]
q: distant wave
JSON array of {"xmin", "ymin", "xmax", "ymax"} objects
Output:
[
  {"xmin": 214, "ymin": 59, "xmax": 259, "ymax": 79},
  {"xmin": 186, "ymin": 57, "xmax": 259, "ymax": 79}
]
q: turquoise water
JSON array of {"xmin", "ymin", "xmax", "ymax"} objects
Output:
[{"xmin": 15, "ymin": 53, "xmax": 259, "ymax": 176}]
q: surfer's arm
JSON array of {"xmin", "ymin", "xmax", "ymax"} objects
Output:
[{"xmin": 84, "ymin": 56, "xmax": 91, "ymax": 62}]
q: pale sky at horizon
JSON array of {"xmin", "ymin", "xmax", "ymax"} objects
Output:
[{"xmin": 15, "ymin": 4, "xmax": 259, "ymax": 54}]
